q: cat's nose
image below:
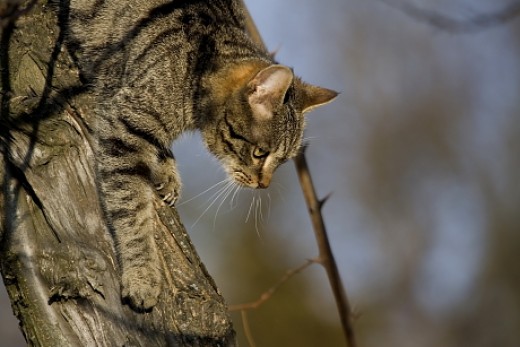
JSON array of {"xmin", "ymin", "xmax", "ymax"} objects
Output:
[
  {"xmin": 258, "ymin": 181, "xmax": 268, "ymax": 189},
  {"xmin": 257, "ymin": 174, "xmax": 271, "ymax": 189}
]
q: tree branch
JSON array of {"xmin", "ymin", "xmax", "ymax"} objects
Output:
[
  {"xmin": 294, "ymin": 147, "xmax": 357, "ymax": 347},
  {"xmin": 380, "ymin": 0, "xmax": 520, "ymax": 33},
  {"xmin": 238, "ymin": 2, "xmax": 357, "ymax": 346},
  {"xmin": 0, "ymin": 2, "xmax": 235, "ymax": 346},
  {"xmin": 0, "ymin": 0, "xmax": 38, "ymax": 29}
]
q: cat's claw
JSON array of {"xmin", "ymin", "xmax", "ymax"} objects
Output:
[
  {"xmin": 162, "ymin": 192, "xmax": 177, "ymax": 206},
  {"xmin": 155, "ymin": 180, "xmax": 179, "ymax": 206}
]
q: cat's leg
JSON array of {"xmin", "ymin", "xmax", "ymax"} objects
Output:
[
  {"xmin": 99, "ymin": 165, "xmax": 163, "ymax": 310},
  {"xmin": 97, "ymin": 130, "xmax": 165, "ymax": 311}
]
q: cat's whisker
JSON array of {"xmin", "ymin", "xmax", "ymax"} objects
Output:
[
  {"xmin": 195, "ymin": 179, "xmax": 233, "ymax": 209},
  {"xmin": 177, "ymin": 178, "xmax": 229, "ymax": 207},
  {"xmin": 254, "ymin": 197, "xmax": 261, "ymax": 236},
  {"xmin": 245, "ymin": 194, "xmax": 255, "ymax": 223},
  {"xmin": 191, "ymin": 180, "xmax": 234, "ymax": 228},
  {"xmin": 271, "ymin": 182, "xmax": 288, "ymax": 204},
  {"xmin": 267, "ymin": 192, "xmax": 272, "ymax": 220},
  {"xmin": 191, "ymin": 181, "xmax": 232, "ymax": 227},
  {"xmin": 302, "ymin": 136, "xmax": 317, "ymax": 143},
  {"xmin": 261, "ymin": 196, "xmax": 266, "ymax": 222},
  {"xmin": 258, "ymin": 196, "xmax": 264, "ymax": 223},
  {"xmin": 212, "ymin": 181, "xmax": 237, "ymax": 229},
  {"xmin": 229, "ymin": 185, "xmax": 241, "ymax": 209}
]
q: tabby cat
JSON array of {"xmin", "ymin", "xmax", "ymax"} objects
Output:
[{"xmin": 65, "ymin": 0, "xmax": 337, "ymax": 311}]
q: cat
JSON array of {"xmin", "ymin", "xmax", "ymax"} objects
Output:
[{"xmin": 64, "ymin": 0, "xmax": 337, "ymax": 311}]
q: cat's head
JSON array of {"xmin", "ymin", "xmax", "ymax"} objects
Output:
[{"xmin": 202, "ymin": 63, "xmax": 337, "ymax": 189}]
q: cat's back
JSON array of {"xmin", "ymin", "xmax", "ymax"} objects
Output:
[
  {"xmin": 69, "ymin": 0, "xmax": 175, "ymax": 46},
  {"xmin": 67, "ymin": 0, "xmax": 245, "ymax": 58},
  {"xmin": 67, "ymin": 0, "xmax": 248, "ymax": 91}
]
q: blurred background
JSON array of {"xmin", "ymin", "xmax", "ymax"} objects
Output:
[{"xmin": 1, "ymin": 0, "xmax": 519, "ymax": 346}]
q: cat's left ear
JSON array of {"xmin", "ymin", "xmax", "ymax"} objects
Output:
[
  {"xmin": 301, "ymin": 83, "xmax": 339, "ymax": 114},
  {"xmin": 248, "ymin": 65, "xmax": 294, "ymax": 121}
]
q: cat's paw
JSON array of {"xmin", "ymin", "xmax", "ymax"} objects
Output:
[
  {"xmin": 121, "ymin": 267, "xmax": 162, "ymax": 312},
  {"xmin": 151, "ymin": 156, "xmax": 180, "ymax": 206},
  {"xmin": 155, "ymin": 179, "xmax": 179, "ymax": 206}
]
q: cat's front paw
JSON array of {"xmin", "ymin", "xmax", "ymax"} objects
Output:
[
  {"xmin": 121, "ymin": 266, "xmax": 162, "ymax": 312},
  {"xmin": 155, "ymin": 175, "xmax": 180, "ymax": 206},
  {"xmin": 151, "ymin": 155, "xmax": 180, "ymax": 206}
]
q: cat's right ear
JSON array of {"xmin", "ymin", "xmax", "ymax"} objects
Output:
[
  {"xmin": 301, "ymin": 83, "xmax": 339, "ymax": 114},
  {"xmin": 248, "ymin": 65, "xmax": 293, "ymax": 121}
]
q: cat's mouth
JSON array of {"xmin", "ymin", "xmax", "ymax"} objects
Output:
[
  {"xmin": 232, "ymin": 171, "xmax": 270, "ymax": 189},
  {"xmin": 232, "ymin": 171, "xmax": 257, "ymax": 188}
]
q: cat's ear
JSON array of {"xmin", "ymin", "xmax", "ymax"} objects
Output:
[
  {"xmin": 301, "ymin": 84, "xmax": 338, "ymax": 114},
  {"xmin": 248, "ymin": 65, "xmax": 293, "ymax": 121}
]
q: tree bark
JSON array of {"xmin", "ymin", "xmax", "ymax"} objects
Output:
[{"xmin": 0, "ymin": 1, "xmax": 236, "ymax": 345}]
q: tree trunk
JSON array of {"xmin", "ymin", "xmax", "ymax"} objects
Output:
[{"xmin": 0, "ymin": 1, "xmax": 236, "ymax": 345}]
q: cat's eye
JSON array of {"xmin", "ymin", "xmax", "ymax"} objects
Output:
[{"xmin": 252, "ymin": 147, "xmax": 269, "ymax": 159}]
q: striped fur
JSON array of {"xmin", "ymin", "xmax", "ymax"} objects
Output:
[{"xmin": 64, "ymin": 0, "xmax": 337, "ymax": 311}]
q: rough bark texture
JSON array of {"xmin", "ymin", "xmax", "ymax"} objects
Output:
[{"xmin": 0, "ymin": 1, "xmax": 236, "ymax": 345}]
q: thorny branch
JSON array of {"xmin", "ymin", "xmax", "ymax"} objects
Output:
[
  {"xmin": 294, "ymin": 147, "xmax": 357, "ymax": 347},
  {"xmin": 380, "ymin": 0, "xmax": 520, "ymax": 33},
  {"xmin": 239, "ymin": 2, "xmax": 357, "ymax": 346}
]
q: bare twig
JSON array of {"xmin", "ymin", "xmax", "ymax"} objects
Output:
[
  {"xmin": 228, "ymin": 258, "xmax": 317, "ymax": 311},
  {"xmin": 240, "ymin": 310, "xmax": 257, "ymax": 347},
  {"xmin": 230, "ymin": 258, "xmax": 318, "ymax": 347},
  {"xmin": 294, "ymin": 147, "xmax": 357, "ymax": 347},
  {"xmin": 238, "ymin": 1, "xmax": 357, "ymax": 346},
  {"xmin": 380, "ymin": 0, "xmax": 520, "ymax": 33}
]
